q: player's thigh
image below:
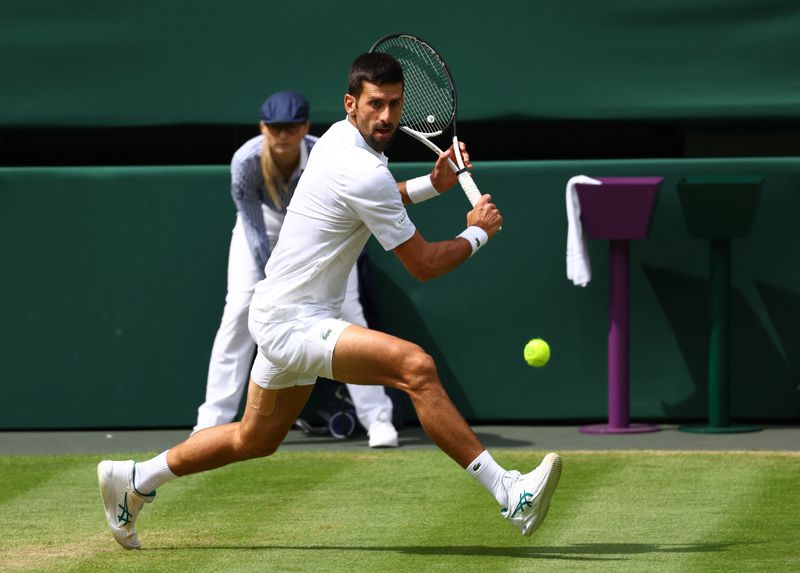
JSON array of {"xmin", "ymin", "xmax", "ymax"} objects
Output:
[
  {"xmin": 238, "ymin": 380, "xmax": 313, "ymax": 451},
  {"xmin": 332, "ymin": 324, "xmax": 428, "ymax": 390}
]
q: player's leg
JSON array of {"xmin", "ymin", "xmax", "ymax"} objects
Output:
[
  {"xmin": 99, "ymin": 357, "xmax": 312, "ymax": 549},
  {"xmin": 194, "ymin": 216, "xmax": 260, "ymax": 432},
  {"xmin": 331, "ymin": 324, "xmax": 562, "ymax": 536},
  {"xmin": 331, "ymin": 324, "xmax": 481, "ymax": 467},
  {"xmin": 176, "ymin": 350, "xmax": 316, "ymax": 475},
  {"xmin": 339, "ymin": 264, "xmax": 398, "ymax": 447},
  {"xmin": 171, "ymin": 381, "xmax": 312, "ymax": 475}
]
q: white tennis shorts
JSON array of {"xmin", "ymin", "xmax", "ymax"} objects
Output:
[{"xmin": 248, "ymin": 307, "xmax": 351, "ymax": 390}]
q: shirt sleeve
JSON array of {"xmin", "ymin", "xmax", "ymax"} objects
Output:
[
  {"xmin": 343, "ymin": 160, "xmax": 416, "ymax": 251},
  {"xmin": 230, "ymin": 156, "xmax": 271, "ymax": 277}
]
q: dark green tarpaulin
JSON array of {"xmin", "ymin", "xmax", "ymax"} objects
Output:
[{"xmin": 2, "ymin": 0, "xmax": 799, "ymax": 126}]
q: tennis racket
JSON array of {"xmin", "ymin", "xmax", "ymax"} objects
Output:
[{"xmin": 369, "ymin": 33, "xmax": 483, "ymax": 207}]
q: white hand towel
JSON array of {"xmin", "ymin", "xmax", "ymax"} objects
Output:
[{"xmin": 566, "ymin": 175, "xmax": 602, "ymax": 287}]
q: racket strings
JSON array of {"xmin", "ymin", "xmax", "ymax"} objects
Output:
[{"xmin": 373, "ymin": 37, "xmax": 454, "ymax": 134}]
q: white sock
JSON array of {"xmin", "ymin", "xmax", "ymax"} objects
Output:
[
  {"xmin": 466, "ymin": 450, "xmax": 508, "ymax": 506},
  {"xmin": 133, "ymin": 451, "xmax": 177, "ymax": 495}
]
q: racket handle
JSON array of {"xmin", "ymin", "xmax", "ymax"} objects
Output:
[
  {"xmin": 457, "ymin": 171, "xmax": 483, "ymax": 207},
  {"xmin": 458, "ymin": 170, "xmax": 503, "ymax": 232}
]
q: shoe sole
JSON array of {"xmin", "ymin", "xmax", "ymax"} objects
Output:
[
  {"xmin": 97, "ymin": 461, "xmax": 141, "ymax": 550},
  {"xmin": 523, "ymin": 452, "xmax": 562, "ymax": 537},
  {"xmin": 369, "ymin": 438, "xmax": 399, "ymax": 448},
  {"xmin": 368, "ymin": 433, "xmax": 399, "ymax": 447}
]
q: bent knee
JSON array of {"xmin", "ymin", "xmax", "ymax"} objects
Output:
[
  {"xmin": 400, "ymin": 347, "xmax": 438, "ymax": 391},
  {"xmin": 240, "ymin": 441, "xmax": 278, "ymax": 460},
  {"xmin": 233, "ymin": 431, "xmax": 279, "ymax": 460}
]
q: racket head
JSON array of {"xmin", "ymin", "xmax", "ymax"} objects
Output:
[{"xmin": 369, "ymin": 33, "xmax": 457, "ymax": 137}]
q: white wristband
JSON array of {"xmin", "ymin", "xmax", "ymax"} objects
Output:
[
  {"xmin": 405, "ymin": 175, "xmax": 439, "ymax": 204},
  {"xmin": 457, "ymin": 226, "xmax": 489, "ymax": 256}
]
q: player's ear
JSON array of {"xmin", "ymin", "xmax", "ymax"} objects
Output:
[{"xmin": 344, "ymin": 94, "xmax": 357, "ymax": 118}]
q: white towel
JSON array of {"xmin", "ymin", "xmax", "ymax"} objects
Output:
[{"xmin": 566, "ymin": 175, "xmax": 602, "ymax": 287}]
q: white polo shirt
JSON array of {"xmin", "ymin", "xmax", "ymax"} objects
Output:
[{"xmin": 250, "ymin": 118, "xmax": 417, "ymax": 318}]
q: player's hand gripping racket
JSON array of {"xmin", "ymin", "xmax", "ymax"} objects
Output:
[{"xmin": 369, "ymin": 33, "xmax": 483, "ymax": 207}]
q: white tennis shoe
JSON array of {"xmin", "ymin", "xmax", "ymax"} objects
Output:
[
  {"xmin": 97, "ymin": 460, "xmax": 156, "ymax": 549},
  {"xmin": 501, "ymin": 452, "xmax": 562, "ymax": 536},
  {"xmin": 368, "ymin": 411, "xmax": 399, "ymax": 448}
]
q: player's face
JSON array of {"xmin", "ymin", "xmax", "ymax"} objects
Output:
[
  {"xmin": 261, "ymin": 121, "xmax": 309, "ymax": 159},
  {"xmin": 345, "ymin": 81, "xmax": 404, "ymax": 152}
]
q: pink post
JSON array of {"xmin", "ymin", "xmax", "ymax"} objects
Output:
[
  {"xmin": 608, "ymin": 239, "xmax": 630, "ymax": 429},
  {"xmin": 575, "ymin": 177, "xmax": 662, "ymax": 434}
]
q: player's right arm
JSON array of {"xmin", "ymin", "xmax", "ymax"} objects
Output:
[{"xmin": 393, "ymin": 194, "xmax": 502, "ymax": 282}]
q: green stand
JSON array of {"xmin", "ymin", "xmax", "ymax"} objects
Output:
[{"xmin": 677, "ymin": 176, "xmax": 763, "ymax": 434}]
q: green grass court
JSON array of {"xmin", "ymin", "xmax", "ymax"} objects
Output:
[{"xmin": 1, "ymin": 449, "xmax": 798, "ymax": 572}]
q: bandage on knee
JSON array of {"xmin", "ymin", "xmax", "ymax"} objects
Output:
[{"xmin": 247, "ymin": 380, "xmax": 278, "ymax": 416}]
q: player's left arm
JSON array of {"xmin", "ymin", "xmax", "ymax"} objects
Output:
[{"xmin": 397, "ymin": 142, "xmax": 471, "ymax": 205}]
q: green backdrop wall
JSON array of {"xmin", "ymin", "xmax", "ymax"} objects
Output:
[
  {"xmin": 2, "ymin": 159, "xmax": 799, "ymax": 429},
  {"xmin": 0, "ymin": 167, "xmax": 231, "ymax": 428},
  {"xmin": 2, "ymin": 1, "xmax": 799, "ymax": 429},
  {"xmin": 2, "ymin": 0, "xmax": 799, "ymax": 127}
]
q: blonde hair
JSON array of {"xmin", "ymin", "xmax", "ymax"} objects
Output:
[{"xmin": 259, "ymin": 137, "xmax": 290, "ymax": 210}]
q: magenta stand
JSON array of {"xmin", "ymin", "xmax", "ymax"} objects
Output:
[{"xmin": 575, "ymin": 177, "xmax": 663, "ymax": 434}]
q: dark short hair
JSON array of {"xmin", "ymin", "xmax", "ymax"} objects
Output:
[{"xmin": 347, "ymin": 52, "xmax": 404, "ymax": 97}]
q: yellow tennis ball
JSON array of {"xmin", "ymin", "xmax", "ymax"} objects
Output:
[{"xmin": 524, "ymin": 338, "xmax": 550, "ymax": 367}]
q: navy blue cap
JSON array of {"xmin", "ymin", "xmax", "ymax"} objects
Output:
[{"xmin": 259, "ymin": 90, "xmax": 310, "ymax": 124}]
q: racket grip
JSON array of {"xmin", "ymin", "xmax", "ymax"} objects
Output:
[{"xmin": 457, "ymin": 171, "xmax": 482, "ymax": 207}]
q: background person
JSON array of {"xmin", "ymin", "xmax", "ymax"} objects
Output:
[{"xmin": 193, "ymin": 90, "xmax": 398, "ymax": 448}]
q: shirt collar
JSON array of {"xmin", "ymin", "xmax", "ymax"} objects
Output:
[{"xmin": 342, "ymin": 117, "xmax": 388, "ymax": 165}]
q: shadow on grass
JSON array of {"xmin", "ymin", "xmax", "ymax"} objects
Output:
[{"xmin": 147, "ymin": 542, "xmax": 737, "ymax": 560}]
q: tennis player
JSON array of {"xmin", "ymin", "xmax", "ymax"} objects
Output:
[
  {"xmin": 98, "ymin": 52, "xmax": 561, "ymax": 549},
  {"xmin": 193, "ymin": 90, "xmax": 399, "ymax": 448}
]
